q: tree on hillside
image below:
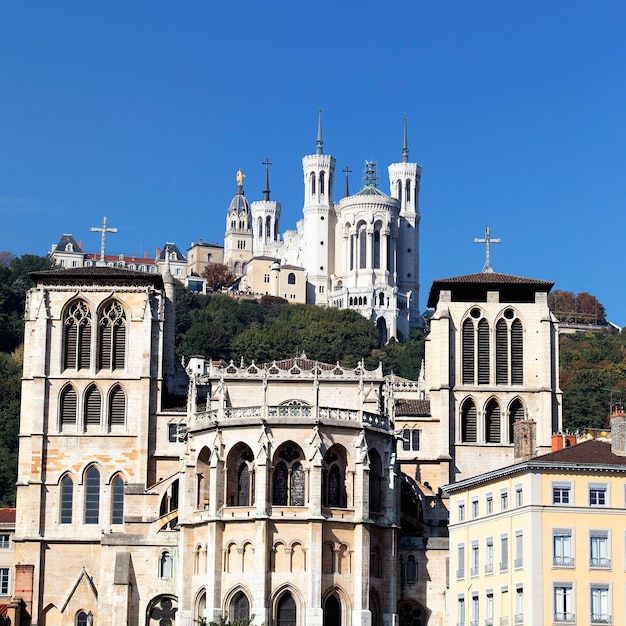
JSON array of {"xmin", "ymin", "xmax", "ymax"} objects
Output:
[
  {"xmin": 548, "ymin": 290, "xmax": 606, "ymax": 325},
  {"xmin": 203, "ymin": 263, "xmax": 236, "ymax": 292}
]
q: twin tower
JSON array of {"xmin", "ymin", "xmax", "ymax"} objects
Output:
[{"xmin": 224, "ymin": 115, "xmax": 422, "ymax": 341}]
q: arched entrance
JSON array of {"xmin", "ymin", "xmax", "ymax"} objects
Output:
[{"xmin": 323, "ymin": 595, "xmax": 341, "ymax": 626}]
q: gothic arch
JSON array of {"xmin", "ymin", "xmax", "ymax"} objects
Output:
[
  {"xmin": 227, "ymin": 588, "xmax": 252, "ymax": 622},
  {"xmin": 226, "ymin": 443, "xmax": 255, "ymax": 506},
  {"xmin": 196, "ymin": 446, "xmax": 211, "ymax": 509},
  {"xmin": 59, "ymin": 383, "xmax": 78, "ymax": 430},
  {"xmin": 368, "ymin": 449, "xmax": 383, "ymax": 514},
  {"xmin": 272, "ymin": 442, "xmax": 306, "ymax": 506},
  {"xmin": 83, "ymin": 464, "xmax": 101, "ymax": 525},
  {"xmin": 83, "ymin": 384, "xmax": 102, "ymax": 430},
  {"xmin": 322, "ymin": 445, "xmax": 348, "ymax": 508},
  {"xmin": 484, "ymin": 397, "xmax": 501, "ymax": 444},
  {"xmin": 508, "ymin": 397, "xmax": 526, "ymax": 443},
  {"xmin": 107, "ymin": 384, "xmax": 126, "ymax": 429},
  {"xmin": 63, "ymin": 298, "xmax": 92, "ymax": 371},
  {"xmin": 460, "ymin": 397, "xmax": 478, "ymax": 443},
  {"xmin": 146, "ymin": 595, "xmax": 178, "ymax": 626},
  {"xmin": 97, "ymin": 299, "xmax": 127, "ymax": 371},
  {"xmin": 59, "ymin": 472, "xmax": 75, "ymax": 525},
  {"xmin": 270, "ymin": 585, "xmax": 305, "ymax": 626}
]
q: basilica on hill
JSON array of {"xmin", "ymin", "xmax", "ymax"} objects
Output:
[{"xmin": 6, "ymin": 117, "xmax": 563, "ymax": 626}]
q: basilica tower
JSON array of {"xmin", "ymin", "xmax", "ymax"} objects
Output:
[
  {"xmin": 301, "ymin": 111, "xmax": 336, "ymax": 304},
  {"xmin": 224, "ymin": 169, "xmax": 254, "ymax": 277},
  {"xmin": 250, "ymin": 159, "xmax": 282, "ymax": 258}
]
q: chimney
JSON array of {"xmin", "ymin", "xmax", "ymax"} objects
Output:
[
  {"xmin": 144, "ymin": 250, "xmax": 148, "ymax": 258},
  {"xmin": 611, "ymin": 407, "xmax": 626, "ymax": 456},
  {"xmin": 551, "ymin": 433, "xmax": 576, "ymax": 451},
  {"xmin": 156, "ymin": 247, "xmax": 160, "ymax": 259},
  {"xmin": 199, "ymin": 238, "xmax": 203, "ymax": 245},
  {"xmin": 514, "ymin": 419, "xmax": 536, "ymax": 461}
]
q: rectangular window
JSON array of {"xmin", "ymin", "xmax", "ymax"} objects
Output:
[
  {"xmin": 264, "ymin": 274, "xmax": 270, "ymax": 283},
  {"xmin": 457, "ymin": 544, "xmax": 465, "ymax": 579},
  {"xmin": 318, "ymin": 285, "xmax": 325, "ymax": 294},
  {"xmin": 514, "ymin": 531, "xmax": 523, "ymax": 568},
  {"xmin": 0, "ymin": 568, "xmax": 8, "ymax": 595},
  {"xmin": 471, "ymin": 499, "xmax": 479, "ymax": 519},
  {"xmin": 589, "ymin": 485, "xmax": 607, "ymax": 506},
  {"xmin": 486, "ymin": 494, "xmax": 493, "ymax": 515},
  {"xmin": 168, "ymin": 423, "xmax": 187, "ymax": 443},
  {"xmin": 458, "ymin": 503, "xmax": 465, "ymax": 522},
  {"xmin": 515, "ymin": 486, "xmax": 523, "ymax": 507},
  {"xmin": 515, "ymin": 586, "xmax": 524, "ymax": 624},
  {"xmin": 500, "ymin": 535, "xmax": 509, "ymax": 572},
  {"xmin": 554, "ymin": 584, "xmax": 574, "ymax": 623},
  {"xmin": 591, "ymin": 586, "xmax": 610, "ymax": 624},
  {"xmin": 471, "ymin": 594, "xmax": 479, "ymax": 626},
  {"xmin": 500, "ymin": 490, "xmax": 508, "ymax": 511},
  {"xmin": 471, "ymin": 541, "xmax": 479, "ymax": 577},
  {"xmin": 590, "ymin": 532, "xmax": 610, "ymax": 569},
  {"xmin": 553, "ymin": 530, "xmax": 574, "ymax": 567},
  {"xmin": 486, "ymin": 592, "xmax": 494, "ymax": 625},
  {"xmin": 411, "ymin": 429, "xmax": 420, "ymax": 450},
  {"xmin": 457, "ymin": 596, "xmax": 465, "ymax": 626},
  {"xmin": 401, "ymin": 429, "xmax": 420, "ymax": 451},
  {"xmin": 0, "ymin": 534, "xmax": 9, "ymax": 549},
  {"xmin": 553, "ymin": 484, "xmax": 571, "ymax": 504},
  {"xmin": 485, "ymin": 538, "xmax": 494, "ymax": 574}
]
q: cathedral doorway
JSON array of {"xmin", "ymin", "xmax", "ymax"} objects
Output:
[
  {"xmin": 276, "ymin": 593, "xmax": 296, "ymax": 626},
  {"xmin": 323, "ymin": 595, "xmax": 341, "ymax": 626}
]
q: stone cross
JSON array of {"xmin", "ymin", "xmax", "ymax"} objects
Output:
[
  {"xmin": 474, "ymin": 226, "xmax": 501, "ymax": 273},
  {"xmin": 90, "ymin": 216, "xmax": 118, "ymax": 266},
  {"xmin": 342, "ymin": 165, "xmax": 352, "ymax": 197}
]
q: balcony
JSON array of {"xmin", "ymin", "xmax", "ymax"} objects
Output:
[
  {"xmin": 470, "ymin": 567, "xmax": 479, "ymax": 577},
  {"xmin": 484, "ymin": 564, "xmax": 493, "ymax": 574},
  {"xmin": 456, "ymin": 569, "xmax": 465, "ymax": 579},
  {"xmin": 499, "ymin": 562, "xmax": 508, "ymax": 572},
  {"xmin": 590, "ymin": 615, "xmax": 611, "ymax": 625},
  {"xmin": 553, "ymin": 613, "xmax": 575, "ymax": 623},
  {"xmin": 514, "ymin": 615, "xmax": 523, "ymax": 625},
  {"xmin": 499, "ymin": 618, "xmax": 509, "ymax": 625},
  {"xmin": 552, "ymin": 556, "xmax": 574, "ymax": 568},
  {"xmin": 514, "ymin": 558, "xmax": 523, "ymax": 568},
  {"xmin": 589, "ymin": 557, "xmax": 611, "ymax": 569}
]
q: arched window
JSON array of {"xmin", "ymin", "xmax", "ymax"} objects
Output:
[
  {"xmin": 277, "ymin": 593, "xmax": 296, "ymax": 626},
  {"xmin": 64, "ymin": 300, "xmax": 91, "ymax": 370},
  {"xmin": 406, "ymin": 555, "xmax": 417, "ymax": 582},
  {"xmin": 511, "ymin": 318, "xmax": 524, "ymax": 384},
  {"xmin": 378, "ymin": 292, "xmax": 385, "ymax": 306},
  {"xmin": 76, "ymin": 611, "xmax": 89, "ymax": 626},
  {"xmin": 359, "ymin": 227, "xmax": 367, "ymax": 269},
  {"xmin": 478, "ymin": 318, "xmax": 490, "ymax": 384},
  {"xmin": 265, "ymin": 216, "xmax": 271, "ymax": 241},
  {"xmin": 84, "ymin": 466, "xmax": 100, "ymax": 524},
  {"xmin": 108, "ymin": 385, "xmax": 125, "ymax": 428},
  {"xmin": 509, "ymin": 399, "xmax": 525, "ymax": 443},
  {"xmin": 257, "ymin": 217, "xmax": 263, "ymax": 238},
  {"xmin": 373, "ymin": 227, "xmax": 381, "ymax": 269},
  {"xmin": 98, "ymin": 300, "xmax": 126, "ymax": 370},
  {"xmin": 369, "ymin": 451, "xmax": 383, "ymax": 513},
  {"xmin": 159, "ymin": 479, "xmax": 179, "ymax": 530},
  {"xmin": 485, "ymin": 399, "xmax": 501, "ymax": 443},
  {"xmin": 60, "ymin": 475, "xmax": 73, "ymax": 524},
  {"xmin": 311, "ymin": 172, "xmax": 316, "ymax": 196},
  {"xmin": 226, "ymin": 445, "xmax": 254, "ymax": 506},
  {"xmin": 231, "ymin": 592, "xmax": 250, "ymax": 622},
  {"xmin": 397, "ymin": 180, "xmax": 402, "ymax": 199},
  {"xmin": 461, "ymin": 399, "xmax": 477, "ymax": 443},
  {"xmin": 196, "ymin": 447, "xmax": 211, "ymax": 509},
  {"xmin": 60, "ymin": 385, "xmax": 77, "ymax": 428},
  {"xmin": 84, "ymin": 385, "xmax": 101, "ymax": 429},
  {"xmin": 319, "ymin": 171, "xmax": 325, "ymax": 196},
  {"xmin": 111, "ymin": 475, "xmax": 124, "ymax": 524},
  {"xmin": 496, "ymin": 318, "xmax": 509, "ymax": 384},
  {"xmin": 323, "ymin": 448, "xmax": 347, "ymax": 508},
  {"xmin": 405, "ymin": 179, "xmax": 411, "ymax": 203},
  {"xmin": 462, "ymin": 318, "xmax": 474, "ymax": 384},
  {"xmin": 496, "ymin": 312, "xmax": 524, "ymax": 385},
  {"xmin": 288, "ymin": 272, "xmax": 296, "ymax": 285},
  {"xmin": 272, "ymin": 444, "xmax": 306, "ymax": 506},
  {"xmin": 323, "ymin": 595, "xmax": 341, "ymax": 626},
  {"xmin": 160, "ymin": 551, "xmax": 172, "ymax": 578},
  {"xmin": 463, "ymin": 310, "xmax": 490, "ymax": 385}
]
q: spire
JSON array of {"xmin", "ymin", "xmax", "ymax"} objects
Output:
[
  {"xmin": 316, "ymin": 108, "xmax": 324, "ymax": 155},
  {"xmin": 342, "ymin": 165, "xmax": 352, "ymax": 198},
  {"xmin": 363, "ymin": 161, "xmax": 378, "ymax": 189},
  {"xmin": 402, "ymin": 116, "xmax": 409, "ymax": 163},
  {"xmin": 262, "ymin": 157, "xmax": 272, "ymax": 201}
]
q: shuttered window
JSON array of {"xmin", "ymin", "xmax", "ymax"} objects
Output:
[
  {"xmin": 109, "ymin": 385, "xmax": 126, "ymax": 426},
  {"xmin": 477, "ymin": 319, "xmax": 490, "ymax": 384},
  {"xmin": 485, "ymin": 399, "xmax": 501, "ymax": 443},
  {"xmin": 511, "ymin": 319, "xmax": 523, "ymax": 384},
  {"xmin": 84, "ymin": 385, "xmax": 101, "ymax": 427},
  {"xmin": 462, "ymin": 319, "xmax": 475, "ymax": 384},
  {"xmin": 509, "ymin": 399, "xmax": 525, "ymax": 443},
  {"xmin": 496, "ymin": 319, "xmax": 508, "ymax": 384},
  {"xmin": 60, "ymin": 386, "xmax": 77, "ymax": 426},
  {"xmin": 461, "ymin": 399, "xmax": 477, "ymax": 443},
  {"xmin": 64, "ymin": 300, "xmax": 91, "ymax": 370},
  {"xmin": 99, "ymin": 301, "xmax": 126, "ymax": 371}
]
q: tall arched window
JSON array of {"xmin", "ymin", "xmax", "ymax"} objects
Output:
[
  {"xmin": 60, "ymin": 385, "xmax": 77, "ymax": 428},
  {"xmin": 108, "ymin": 385, "xmax": 126, "ymax": 428},
  {"xmin": 277, "ymin": 593, "xmax": 296, "ymax": 626},
  {"xmin": 511, "ymin": 319, "xmax": 524, "ymax": 384},
  {"xmin": 76, "ymin": 611, "xmax": 89, "ymax": 626},
  {"xmin": 85, "ymin": 466, "xmax": 100, "ymax": 524},
  {"xmin": 496, "ymin": 319, "xmax": 509, "ymax": 384},
  {"xmin": 462, "ymin": 318, "xmax": 475, "ymax": 384},
  {"xmin": 111, "ymin": 475, "xmax": 124, "ymax": 524},
  {"xmin": 98, "ymin": 300, "xmax": 126, "ymax": 370},
  {"xmin": 319, "ymin": 171, "xmax": 325, "ymax": 196},
  {"xmin": 288, "ymin": 272, "xmax": 296, "ymax": 285},
  {"xmin": 359, "ymin": 227, "xmax": 367, "ymax": 269},
  {"xmin": 272, "ymin": 444, "xmax": 306, "ymax": 506},
  {"xmin": 509, "ymin": 399, "xmax": 525, "ymax": 443},
  {"xmin": 60, "ymin": 475, "xmax": 73, "ymax": 524},
  {"xmin": 463, "ymin": 310, "xmax": 490, "ymax": 385},
  {"xmin": 323, "ymin": 447, "xmax": 347, "ymax": 508},
  {"xmin": 496, "ymin": 312, "xmax": 524, "ymax": 385},
  {"xmin": 397, "ymin": 180, "xmax": 402, "ymax": 199},
  {"xmin": 311, "ymin": 172, "xmax": 316, "ymax": 196},
  {"xmin": 231, "ymin": 592, "xmax": 250, "ymax": 622},
  {"xmin": 265, "ymin": 216, "xmax": 271, "ymax": 240},
  {"xmin": 485, "ymin": 399, "xmax": 501, "ymax": 443},
  {"xmin": 406, "ymin": 555, "xmax": 417, "ymax": 582},
  {"xmin": 64, "ymin": 300, "xmax": 91, "ymax": 370},
  {"xmin": 84, "ymin": 385, "xmax": 101, "ymax": 429},
  {"xmin": 405, "ymin": 180, "xmax": 411, "ymax": 203},
  {"xmin": 257, "ymin": 217, "xmax": 263, "ymax": 239},
  {"xmin": 160, "ymin": 551, "xmax": 172, "ymax": 578},
  {"xmin": 477, "ymin": 318, "xmax": 490, "ymax": 384},
  {"xmin": 226, "ymin": 445, "xmax": 255, "ymax": 506},
  {"xmin": 373, "ymin": 225, "xmax": 381, "ymax": 269},
  {"xmin": 461, "ymin": 399, "xmax": 477, "ymax": 443},
  {"xmin": 369, "ymin": 450, "xmax": 383, "ymax": 513}
]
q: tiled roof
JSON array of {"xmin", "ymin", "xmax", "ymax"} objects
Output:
[
  {"xmin": 54, "ymin": 233, "xmax": 83, "ymax": 253},
  {"xmin": 396, "ymin": 399, "xmax": 430, "ymax": 416},
  {"xmin": 0, "ymin": 508, "xmax": 16, "ymax": 523},
  {"xmin": 30, "ymin": 266, "xmax": 165, "ymax": 288},
  {"xmin": 534, "ymin": 438, "xmax": 626, "ymax": 465}
]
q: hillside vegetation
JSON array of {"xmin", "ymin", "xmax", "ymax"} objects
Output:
[{"xmin": 0, "ymin": 254, "xmax": 622, "ymax": 506}]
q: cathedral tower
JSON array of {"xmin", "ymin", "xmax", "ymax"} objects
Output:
[
  {"xmin": 224, "ymin": 169, "xmax": 254, "ymax": 277},
  {"xmin": 301, "ymin": 111, "xmax": 336, "ymax": 304},
  {"xmin": 250, "ymin": 158, "xmax": 282, "ymax": 258},
  {"xmin": 388, "ymin": 119, "xmax": 422, "ymax": 328}
]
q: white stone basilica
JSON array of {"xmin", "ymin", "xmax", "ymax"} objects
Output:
[{"xmin": 224, "ymin": 115, "xmax": 421, "ymax": 341}]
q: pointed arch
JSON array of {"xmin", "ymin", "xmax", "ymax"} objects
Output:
[
  {"xmin": 60, "ymin": 474, "xmax": 74, "ymax": 524},
  {"xmin": 511, "ymin": 318, "xmax": 524, "ymax": 384},
  {"xmin": 462, "ymin": 318, "xmax": 474, "ymax": 384},
  {"xmin": 477, "ymin": 318, "xmax": 490, "ymax": 384},
  {"xmin": 461, "ymin": 398, "xmax": 477, "ymax": 443},
  {"xmin": 272, "ymin": 442, "xmax": 306, "ymax": 506},
  {"xmin": 323, "ymin": 445, "xmax": 348, "ymax": 508},
  {"xmin": 226, "ymin": 443, "xmax": 255, "ymax": 506},
  {"xmin": 108, "ymin": 384, "xmax": 126, "ymax": 428},
  {"xmin": 509, "ymin": 398, "xmax": 526, "ymax": 443},
  {"xmin": 196, "ymin": 446, "xmax": 211, "ymax": 509},
  {"xmin": 370, "ymin": 591, "xmax": 382, "ymax": 626},
  {"xmin": 323, "ymin": 594, "xmax": 341, "ymax": 626},
  {"xmin": 111, "ymin": 474, "xmax": 124, "ymax": 524},
  {"xmin": 60, "ymin": 384, "xmax": 78, "ymax": 429},
  {"xmin": 311, "ymin": 172, "xmax": 316, "ymax": 196},
  {"xmin": 485, "ymin": 398, "xmax": 501, "ymax": 444},
  {"xmin": 276, "ymin": 592, "xmax": 296, "ymax": 626},
  {"xmin": 84, "ymin": 465, "xmax": 100, "ymax": 524},
  {"xmin": 98, "ymin": 299, "xmax": 126, "ymax": 370},
  {"xmin": 369, "ymin": 449, "xmax": 383, "ymax": 513},
  {"xmin": 84, "ymin": 385, "xmax": 102, "ymax": 429},
  {"xmin": 63, "ymin": 299, "xmax": 92, "ymax": 370},
  {"xmin": 230, "ymin": 591, "xmax": 250, "ymax": 622}
]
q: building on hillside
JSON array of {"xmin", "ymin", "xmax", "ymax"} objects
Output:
[
  {"xmin": 223, "ymin": 116, "xmax": 422, "ymax": 341},
  {"xmin": 186, "ymin": 240, "xmax": 224, "ymax": 293},
  {"xmin": 445, "ymin": 417, "xmax": 626, "ymax": 626},
  {"xmin": 0, "ymin": 508, "xmax": 16, "ymax": 624}
]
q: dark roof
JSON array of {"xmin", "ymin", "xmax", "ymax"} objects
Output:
[
  {"xmin": 30, "ymin": 266, "xmax": 165, "ymax": 289},
  {"xmin": 53, "ymin": 234, "xmax": 83, "ymax": 253},
  {"xmin": 0, "ymin": 508, "xmax": 16, "ymax": 523},
  {"xmin": 534, "ymin": 438, "xmax": 626, "ymax": 465},
  {"xmin": 396, "ymin": 399, "xmax": 430, "ymax": 416},
  {"xmin": 427, "ymin": 272, "xmax": 554, "ymax": 308},
  {"xmin": 158, "ymin": 243, "xmax": 186, "ymax": 261}
]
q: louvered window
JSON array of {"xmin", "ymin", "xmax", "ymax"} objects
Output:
[
  {"xmin": 85, "ymin": 466, "xmax": 100, "ymax": 524},
  {"xmin": 99, "ymin": 301, "xmax": 126, "ymax": 370},
  {"xmin": 64, "ymin": 300, "xmax": 91, "ymax": 370},
  {"xmin": 485, "ymin": 399, "xmax": 501, "ymax": 443},
  {"xmin": 359, "ymin": 228, "xmax": 367, "ymax": 269},
  {"xmin": 60, "ymin": 386, "xmax": 77, "ymax": 426},
  {"xmin": 509, "ymin": 399, "xmax": 525, "ymax": 443},
  {"xmin": 111, "ymin": 476, "xmax": 124, "ymax": 524},
  {"xmin": 84, "ymin": 385, "xmax": 101, "ymax": 427},
  {"xmin": 496, "ymin": 319, "xmax": 508, "ymax": 384},
  {"xmin": 462, "ymin": 319, "xmax": 475, "ymax": 384},
  {"xmin": 477, "ymin": 318, "xmax": 490, "ymax": 384},
  {"xmin": 511, "ymin": 319, "xmax": 523, "ymax": 384},
  {"xmin": 373, "ymin": 229, "xmax": 381, "ymax": 269},
  {"xmin": 109, "ymin": 385, "xmax": 126, "ymax": 426},
  {"xmin": 461, "ymin": 399, "xmax": 477, "ymax": 443},
  {"xmin": 60, "ymin": 476, "xmax": 73, "ymax": 524}
]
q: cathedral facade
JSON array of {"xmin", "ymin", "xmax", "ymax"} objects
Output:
[{"xmin": 224, "ymin": 117, "xmax": 421, "ymax": 342}]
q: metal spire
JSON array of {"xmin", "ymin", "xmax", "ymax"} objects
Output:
[
  {"xmin": 90, "ymin": 216, "xmax": 118, "ymax": 266},
  {"xmin": 402, "ymin": 116, "xmax": 409, "ymax": 163},
  {"xmin": 262, "ymin": 157, "xmax": 272, "ymax": 201},
  {"xmin": 316, "ymin": 108, "xmax": 324, "ymax": 155},
  {"xmin": 474, "ymin": 226, "xmax": 502, "ymax": 273},
  {"xmin": 363, "ymin": 161, "xmax": 378, "ymax": 188},
  {"xmin": 342, "ymin": 165, "xmax": 352, "ymax": 197}
]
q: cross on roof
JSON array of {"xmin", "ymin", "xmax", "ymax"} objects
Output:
[
  {"xmin": 90, "ymin": 216, "xmax": 118, "ymax": 266},
  {"xmin": 474, "ymin": 226, "xmax": 501, "ymax": 273},
  {"xmin": 342, "ymin": 165, "xmax": 352, "ymax": 197}
]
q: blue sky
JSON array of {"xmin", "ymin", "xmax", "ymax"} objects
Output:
[{"xmin": 1, "ymin": 2, "xmax": 625, "ymax": 324}]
